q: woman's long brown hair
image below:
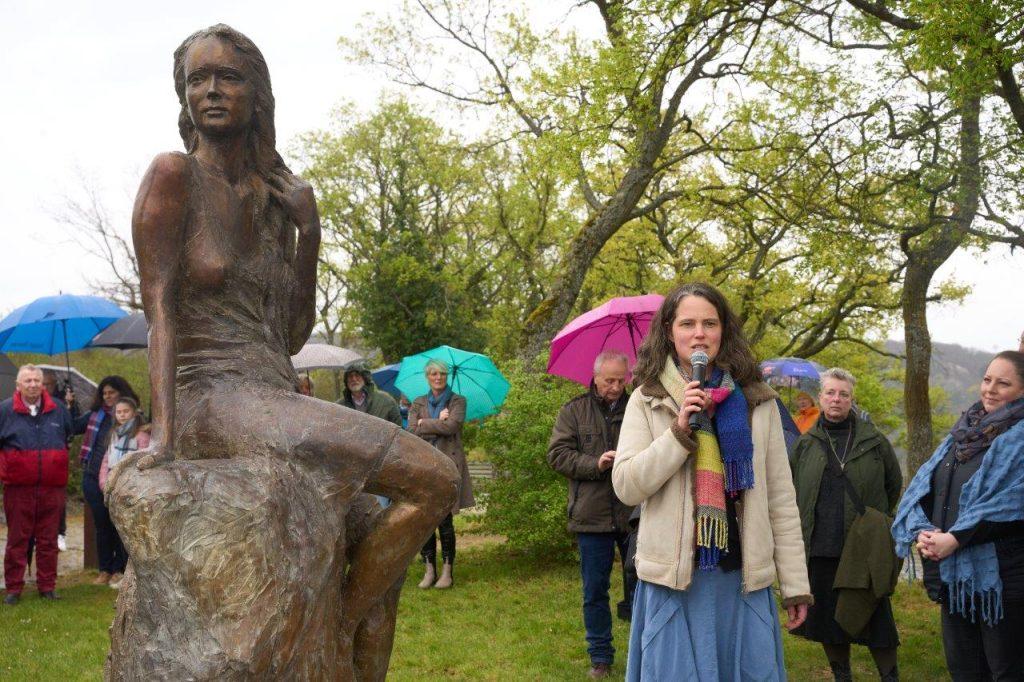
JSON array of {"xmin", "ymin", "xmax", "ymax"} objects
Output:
[{"xmin": 632, "ymin": 282, "xmax": 762, "ymax": 388}]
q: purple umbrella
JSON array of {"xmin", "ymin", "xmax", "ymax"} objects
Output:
[{"xmin": 547, "ymin": 294, "xmax": 665, "ymax": 386}]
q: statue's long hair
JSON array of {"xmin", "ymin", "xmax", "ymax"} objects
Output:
[
  {"xmin": 172, "ymin": 24, "xmax": 287, "ymax": 182},
  {"xmin": 632, "ymin": 282, "xmax": 762, "ymax": 388}
]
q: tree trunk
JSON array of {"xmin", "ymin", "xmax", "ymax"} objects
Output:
[
  {"xmin": 901, "ymin": 92, "xmax": 980, "ymax": 476},
  {"xmin": 518, "ymin": 156, "xmax": 661, "ymax": 364},
  {"xmin": 901, "ymin": 263, "xmax": 940, "ymax": 476}
]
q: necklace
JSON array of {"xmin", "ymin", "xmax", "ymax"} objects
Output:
[{"xmin": 825, "ymin": 426, "xmax": 854, "ymax": 470}]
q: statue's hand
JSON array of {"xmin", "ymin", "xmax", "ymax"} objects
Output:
[
  {"xmin": 103, "ymin": 445, "xmax": 171, "ymax": 506},
  {"xmin": 268, "ymin": 168, "xmax": 320, "ymax": 237}
]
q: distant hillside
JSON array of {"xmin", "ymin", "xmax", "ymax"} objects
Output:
[{"xmin": 885, "ymin": 340, "xmax": 995, "ymax": 415}]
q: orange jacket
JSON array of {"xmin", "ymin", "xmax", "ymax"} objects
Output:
[{"xmin": 794, "ymin": 407, "xmax": 820, "ymax": 434}]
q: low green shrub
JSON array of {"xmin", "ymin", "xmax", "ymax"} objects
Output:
[{"xmin": 477, "ymin": 361, "xmax": 582, "ymax": 557}]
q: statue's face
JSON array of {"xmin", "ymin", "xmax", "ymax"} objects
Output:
[{"xmin": 184, "ymin": 36, "xmax": 255, "ymax": 137}]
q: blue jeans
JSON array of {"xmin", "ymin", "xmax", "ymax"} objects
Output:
[{"xmin": 578, "ymin": 531, "xmax": 630, "ymax": 665}]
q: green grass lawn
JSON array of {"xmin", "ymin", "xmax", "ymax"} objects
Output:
[{"xmin": 0, "ymin": 535, "xmax": 949, "ymax": 681}]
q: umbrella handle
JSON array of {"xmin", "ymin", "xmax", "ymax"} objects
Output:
[{"xmin": 62, "ymin": 320, "xmax": 71, "ymax": 375}]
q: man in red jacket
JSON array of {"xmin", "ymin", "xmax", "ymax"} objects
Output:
[{"xmin": 0, "ymin": 365, "xmax": 73, "ymax": 605}]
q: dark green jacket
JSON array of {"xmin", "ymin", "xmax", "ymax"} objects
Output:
[
  {"xmin": 790, "ymin": 415, "xmax": 902, "ymax": 551},
  {"xmin": 833, "ymin": 506, "xmax": 902, "ymax": 637},
  {"xmin": 338, "ymin": 385, "xmax": 402, "ymax": 427}
]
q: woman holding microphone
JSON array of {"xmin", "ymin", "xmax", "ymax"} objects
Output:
[{"xmin": 613, "ymin": 282, "xmax": 811, "ymax": 681}]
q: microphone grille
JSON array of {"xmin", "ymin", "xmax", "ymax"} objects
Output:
[{"xmin": 691, "ymin": 350, "xmax": 709, "ymax": 367}]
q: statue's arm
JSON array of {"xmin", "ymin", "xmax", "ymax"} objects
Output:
[
  {"xmin": 269, "ymin": 169, "xmax": 321, "ymax": 354},
  {"xmin": 132, "ymin": 152, "xmax": 189, "ymax": 461},
  {"xmin": 288, "ymin": 217, "xmax": 319, "ymax": 354}
]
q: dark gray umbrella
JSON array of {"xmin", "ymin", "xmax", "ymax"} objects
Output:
[
  {"xmin": 87, "ymin": 312, "xmax": 148, "ymax": 349},
  {"xmin": 0, "ymin": 353, "xmax": 16, "ymax": 398},
  {"xmin": 35, "ymin": 364, "xmax": 98, "ymax": 401}
]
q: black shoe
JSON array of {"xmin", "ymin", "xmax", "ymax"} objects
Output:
[
  {"xmin": 829, "ymin": 661, "xmax": 853, "ymax": 682},
  {"xmin": 3, "ymin": 593, "xmax": 19, "ymax": 605},
  {"xmin": 616, "ymin": 600, "xmax": 632, "ymax": 622},
  {"xmin": 38, "ymin": 591, "xmax": 61, "ymax": 600},
  {"xmin": 879, "ymin": 665, "xmax": 899, "ymax": 682}
]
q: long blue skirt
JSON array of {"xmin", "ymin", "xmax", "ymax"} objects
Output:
[{"xmin": 625, "ymin": 569, "xmax": 787, "ymax": 681}]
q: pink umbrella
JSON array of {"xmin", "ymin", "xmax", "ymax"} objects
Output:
[{"xmin": 547, "ymin": 294, "xmax": 665, "ymax": 386}]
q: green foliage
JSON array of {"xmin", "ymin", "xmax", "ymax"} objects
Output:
[
  {"xmin": 348, "ymin": 250, "xmax": 486, "ymax": 361},
  {"xmin": 476, "ymin": 362, "xmax": 581, "ymax": 556},
  {"xmin": 300, "ymin": 98, "xmax": 493, "ymax": 362},
  {"xmin": 928, "ymin": 384, "xmax": 959, "ymax": 443}
]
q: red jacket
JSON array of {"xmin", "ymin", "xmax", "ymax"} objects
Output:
[{"xmin": 0, "ymin": 390, "xmax": 72, "ymax": 486}]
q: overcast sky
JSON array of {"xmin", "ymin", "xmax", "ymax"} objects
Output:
[{"xmin": 2, "ymin": 0, "xmax": 1021, "ymax": 353}]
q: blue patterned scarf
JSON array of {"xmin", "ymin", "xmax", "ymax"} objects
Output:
[
  {"xmin": 891, "ymin": 419, "xmax": 1024, "ymax": 625},
  {"xmin": 427, "ymin": 387, "xmax": 452, "ymax": 419},
  {"xmin": 707, "ymin": 368, "xmax": 755, "ymax": 494},
  {"xmin": 951, "ymin": 397, "xmax": 1024, "ymax": 462}
]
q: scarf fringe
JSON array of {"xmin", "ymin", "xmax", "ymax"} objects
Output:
[
  {"xmin": 948, "ymin": 579, "xmax": 1004, "ymax": 627},
  {"xmin": 725, "ymin": 459, "xmax": 754, "ymax": 493},
  {"xmin": 695, "ymin": 513, "xmax": 728, "ymax": 571},
  {"xmin": 698, "ymin": 546, "xmax": 722, "ymax": 571}
]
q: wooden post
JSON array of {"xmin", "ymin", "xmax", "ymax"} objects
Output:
[{"xmin": 83, "ymin": 499, "xmax": 97, "ymax": 570}]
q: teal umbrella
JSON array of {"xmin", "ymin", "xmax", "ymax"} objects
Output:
[{"xmin": 394, "ymin": 345, "xmax": 510, "ymax": 421}]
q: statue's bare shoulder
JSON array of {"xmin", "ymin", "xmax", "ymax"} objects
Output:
[
  {"xmin": 140, "ymin": 151, "xmax": 189, "ymax": 199},
  {"xmin": 133, "ymin": 152, "xmax": 190, "ymax": 247}
]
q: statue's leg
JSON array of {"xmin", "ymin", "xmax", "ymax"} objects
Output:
[
  {"xmin": 338, "ymin": 427, "xmax": 458, "ymax": 633},
  {"xmin": 215, "ymin": 389, "xmax": 459, "ymax": 634},
  {"xmin": 346, "ymin": 496, "xmax": 404, "ymax": 682},
  {"xmin": 352, "ymin": 575, "xmax": 403, "ymax": 681}
]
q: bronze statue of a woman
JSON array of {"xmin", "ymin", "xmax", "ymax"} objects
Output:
[{"xmin": 105, "ymin": 25, "xmax": 458, "ymax": 680}]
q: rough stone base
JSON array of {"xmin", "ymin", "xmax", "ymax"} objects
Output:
[{"xmin": 106, "ymin": 457, "xmax": 400, "ymax": 681}]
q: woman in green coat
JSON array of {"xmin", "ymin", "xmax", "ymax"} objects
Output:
[{"xmin": 790, "ymin": 368, "xmax": 903, "ymax": 682}]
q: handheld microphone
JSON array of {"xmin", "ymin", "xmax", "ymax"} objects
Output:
[{"xmin": 687, "ymin": 350, "xmax": 710, "ymax": 429}]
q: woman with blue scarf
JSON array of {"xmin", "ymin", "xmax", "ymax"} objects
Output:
[
  {"xmin": 613, "ymin": 283, "xmax": 811, "ymax": 681},
  {"xmin": 409, "ymin": 359, "xmax": 474, "ymax": 590},
  {"xmin": 892, "ymin": 350, "xmax": 1024, "ymax": 680}
]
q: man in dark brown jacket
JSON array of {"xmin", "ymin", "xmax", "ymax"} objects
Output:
[{"xmin": 547, "ymin": 350, "xmax": 635, "ymax": 679}]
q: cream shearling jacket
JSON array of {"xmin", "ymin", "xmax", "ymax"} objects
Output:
[{"xmin": 612, "ymin": 373, "xmax": 812, "ymax": 606}]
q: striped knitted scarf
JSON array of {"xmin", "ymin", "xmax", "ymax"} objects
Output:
[
  {"xmin": 660, "ymin": 358, "xmax": 754, "ymax": 570},
  {"xmin": 79, "ymin": 408, "xmax": 108, "ymax": 465}
]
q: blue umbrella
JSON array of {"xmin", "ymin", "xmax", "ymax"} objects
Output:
[
  {"xmin": 372, "ymin": 363, "xmax": 402, "ymax": 398},
  {"xmin": 394, "ymin": 345, "xmax": 510, "ymax": 421},
  {"xmin": 761, "ymin": 357, "xmax": 825, "ymax": 408},
  {"xmin": 0, "ymin": 294, "xmax": 128, "ymax": 370},
  {"xmin": 760, "ymin": 357, "xmax": 825, "ymax": 382}
]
